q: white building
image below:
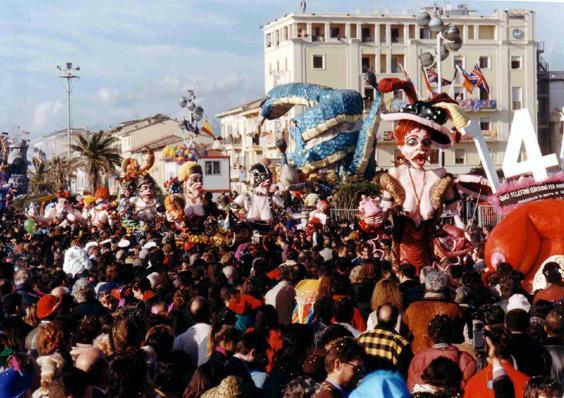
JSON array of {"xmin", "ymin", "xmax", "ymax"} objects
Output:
[{"xmin": 218, "ymin": 6, "xmax": 540, "ymax": 178}]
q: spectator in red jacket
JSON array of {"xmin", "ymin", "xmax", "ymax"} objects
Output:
[{"xmin": 408, "ymin": 314, "xmax": 477, "ymax": 391}]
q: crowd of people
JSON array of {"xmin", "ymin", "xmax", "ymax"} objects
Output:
[{"xmin": 0, "ymin": 185, "xmax": 562, "ymax": 398}]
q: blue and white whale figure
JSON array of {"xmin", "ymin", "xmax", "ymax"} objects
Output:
[{"xmin": 260, "ymin": 83, "xmax": 381, "ymax": 176}]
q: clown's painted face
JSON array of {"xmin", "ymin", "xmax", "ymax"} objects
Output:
[
  {"xmin": 185, "ymin": 173, "xmax": 203, "ymax": 197},
  {"xmin": 57, "ymin": 197, "xmax": 69, "ymax": 208},
  {"xmin": 138, "ymin": 182, "xmax": 154, "ymax": 201},
  {"xmin": 399, "ymin": 127, "xmax": 432, "ymax": 170}
]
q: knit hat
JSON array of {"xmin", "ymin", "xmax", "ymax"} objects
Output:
[
  {"xmin": 506, "ymin": 294, "xmax": 531, "ymax": 313},
  {"xmin": 0, "ymin": 369, "xmax": 32, "ymax": 398},
  {"xmin": 36, "ymin": 294, "xmax": 61, "ymax": 319}
]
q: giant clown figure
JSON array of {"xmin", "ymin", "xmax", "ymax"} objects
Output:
[{"xmin": 371, "ymin": 78, "xmax": 469, "ymax": 271}]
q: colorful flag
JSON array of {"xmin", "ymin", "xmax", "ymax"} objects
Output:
[
  {"xmin": 425, "ymin": 68, "xmax": 452, "ymax": 87},
  {"xmin": 456, "ymin": 65, "xmax": 475, "ymax": 94},
  {"xmin": 471, "ymin": 63, "xmax": 490, "ymax": 94},
  {"xmin": 421, "ymin": 66, "xmax": 434, "ymax": 96},
  {"xmin": 201, "ymin": 119, "xmax": 215, "ymax": 137}
]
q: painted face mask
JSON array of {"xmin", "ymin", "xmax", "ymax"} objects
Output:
[{"xmin": 399, "ymin": 128, "xmax": 432, "ymax": 169}]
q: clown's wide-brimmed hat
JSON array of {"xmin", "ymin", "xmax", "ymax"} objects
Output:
[
  {"xmin": 377, "ymin": 78, "xmax": 470, "ymax": 149},
  {"xmin": 178, "ymin": 161, "xmax": 203, "ymax": 182}
]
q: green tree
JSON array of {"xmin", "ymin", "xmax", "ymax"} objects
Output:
[
  {"xmin": 70, "ymin": 131, "xmax": 122, "ymax": 192},
  {"xmin": 28, "ymin": 157, "xmax": 53, "ymax": 195},
  {"xmin": 47, "ymin": 156, "xmax": 79, "ymax": 191}
]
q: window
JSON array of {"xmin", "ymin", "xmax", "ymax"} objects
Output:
[
  {"xmin": 266, "ymin": 33, "xmax": 272, "ymax": 47},
  {"xmin": 511, "ymin": 56, "xmax": 522, "ymax": 70},
  {"xmin": 512, "ymin": 86, "xmax": 522, "ymax": 110},
  {"xmin": 480, "ymin": 118, "xmax": 491, "ymax": 131},
  {"xmin": 361, "ymin": 27, "xmax": 372, "ymax": 42},
  {"xmin": 391, "ymin": 26, "xmax": 401, "ymax": 43},
  {"xmin": 313, "ymin": 55, "xmax": 324, "ymax": 69},
  {"xmin": 362, "ymin": 56, "xmax": 371, "ymax": 71},
  {"xmin": 478, "ymin": 25, "xmax": 496, "ymax": 40},
  {"xmin": 313, "ymin": 27, "xmax": 322, "ymax": 41},
  {"xmin": 455, "ymin": 149, "xmax": 466, "ymax": 165},
  {"xmin": 205, "ymin": 161, "xmax": 221, "ymax": 175},
  {"xmin": 420, "ymin": 28, "xmax": 432, "ymax": 39},
  {"xmin": 331, "ymin": 27, "xmax": 340, "ymax": 38},
  {"xmin": 479, "ymin": 56, "xmax": 490, "ymax": 69},
  {"xmin": 467, "ymin": 25, "xmax": 474, "ymax": 40},
  {"xmin": 391, "ymin": 55, "xmax": 404, "ymax": 73},
  {"xmin": 409, "ymin": 24, "xmax": 415, "ymax": 39},
  {"xmin": 429, "ymin": 149, "xmax": 440, "ymax": 164}
]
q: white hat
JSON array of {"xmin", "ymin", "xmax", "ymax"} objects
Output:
[
  {"xmin": 143, "ymin": 241, "xmax": 158, "ymax": 250},
  {"xmin": 506, "ymin": 294, "xmax": 531, "ymax": 313},
  {"xmin": 147, "ymin": 272, "xmax": 162, "ymax": 289},
  {"xmin": 100, "ymin": 239, "xmax": 112, "ymax": 246},
  {"xmin": 117, "ymin": 239, "xmax": 130, "ymax": 248},
  {"xmin": 85, "ymin": 241, "xmax": 99, "ymax": 250}
]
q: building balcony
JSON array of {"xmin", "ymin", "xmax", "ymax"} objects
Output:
[{"xmin": 458, "ymin": 99, "xmax": 497, "ymax": 112}]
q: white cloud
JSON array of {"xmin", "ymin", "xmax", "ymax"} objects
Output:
[
  {"xmin": 98, "ymin": 87, "xmax": 119, "ymax": 103},
  {"xmin": 33, "ymin": 101, "xmax": 63, "ymax": 130}
]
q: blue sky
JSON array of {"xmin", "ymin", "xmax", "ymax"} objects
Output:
[{"xmin": 0, "ymin": 0, "xmax": 562, "ymax": 138}]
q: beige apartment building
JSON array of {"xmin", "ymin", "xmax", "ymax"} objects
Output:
[{"xmin": 218, "ymin": 6, "xmax": 539, "ymax": 181}]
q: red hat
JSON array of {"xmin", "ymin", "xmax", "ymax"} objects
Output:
[
  {"xmin": 36, "ymin": 294, "xmax": 60, "ymax": 319},
  {"xmin": 56, "ymin": 191, "xmax": 71, "ymax": 199}
]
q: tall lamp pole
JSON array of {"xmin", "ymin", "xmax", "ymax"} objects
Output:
[
  {"xmin": 57, "ymin": 62, "xmax": 80, "ymax": 188},
  {"xmin": 416, "ymin": 7, "xmax": 463, "ymax": 167}
]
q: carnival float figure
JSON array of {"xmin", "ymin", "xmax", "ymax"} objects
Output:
[
  {"xmin": 235, "ymin": 163, "xmax": 284, "ymax": 224},
  {"xmin": 128, "ymin": 175, "xmax": 162, "ymax": 225},
  {"xmin": 29, "ymin": 191, "xmax": 85, "ymax": 226},
  {"xmin": 164, "ymin": 161, "xmax": 208, "ymax": 232},
  {"xmin": 0, "ymin": 135, "xmax": 29, "ymax": 195},
  {"xmin": 86, "ymin": 187, "xmax": 112, "ymax": 228},
  {"xmin": 366, "ymin": 78, "xmax": 471, "ymax": 270},
  {"xmin": 121, "ymin": 147, "xmax": 155, "ymax": 183}
]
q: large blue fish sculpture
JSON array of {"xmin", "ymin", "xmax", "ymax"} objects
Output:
[{"xmin": 260, "ymin": 83, "xmax": 381, "ymax": 176}]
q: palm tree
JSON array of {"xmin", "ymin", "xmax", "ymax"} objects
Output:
[
  {"xmin": 47, "ymin": 156, "xmax": 79, "ymax": 191},
  {"xmin": 70, "ymin": 131, "xmax": 122, "ymax": 192},
  {"xmin": 28, "ymin": 157, "xmax": 53, "ymax": 195}
]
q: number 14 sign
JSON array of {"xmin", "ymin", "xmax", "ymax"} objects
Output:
[{"xmin": 463, "ymin": 109, "xmax": 560, "ymax": 194}]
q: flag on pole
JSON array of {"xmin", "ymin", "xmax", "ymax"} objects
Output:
[
  {"xmin": 449, "ymin": 67, "xmax": 459, "ymax": 98},
  {"xmin": 201, "ymin": 119, "xmax": 215, "ymax": 137},
  {"xmin": 456, "ymin": 65, "xmax": 475, "ymax": 94},
  {"xmin": 425, "ymin": 68, "xmax": 452, "ymax": 86},
  {"xmin": 471, "ymin": 63, "xmax": 490, "ymax": 94},
  {"xmin": 421, "ymin": 66, "xmax": 434, "ymax": 96}
]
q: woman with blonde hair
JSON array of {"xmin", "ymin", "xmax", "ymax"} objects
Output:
[{"xmin": 367, "ymin": 278, "xmax": 404, "ymax": 332}]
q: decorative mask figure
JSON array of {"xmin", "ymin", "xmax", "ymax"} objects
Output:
[
  {"xmin": 234, "ymin": 162, "xmax": 284, "ymax": 224},
  {"xmin": 30, "ymin": 190, "xmax": 84, "ymax": 226},
  {"xmin": 128, "ymin": 175, "xmax": 161, "ymax": 224},
  {"xmin": 367, "ymin": 78, "xmax": 469, "ymax": 271}
]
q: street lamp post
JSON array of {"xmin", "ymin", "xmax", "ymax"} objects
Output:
[
  {"xmin": 57, "ymin": 62, "xmax": 80, "ymax": 188},
  {"xmin": 416, "ymin": 7, "xmax": 463, "ymax": 167}
]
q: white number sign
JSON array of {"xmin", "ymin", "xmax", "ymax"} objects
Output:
[
  {"xmin": 462, "ymin": 121, "xmax": 501, "ymax": 193},
  {"xmin": 502, "ymin": 109, "xmax": 559, "ymax": 182}
]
